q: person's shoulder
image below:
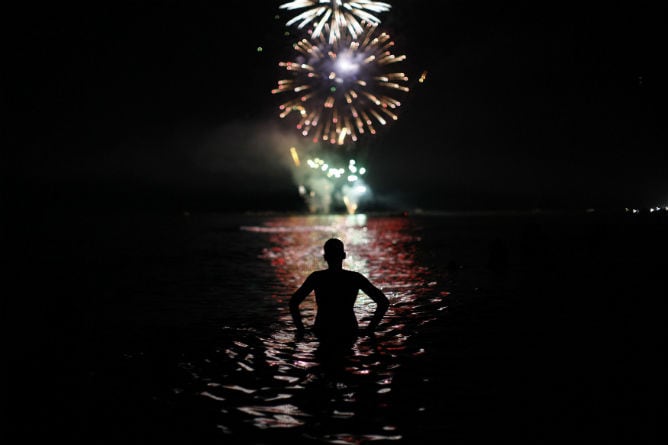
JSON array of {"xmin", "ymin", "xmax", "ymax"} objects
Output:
[
  {"xmin": 309, "ymin": 270, "xmax": 328, "ymax": 279},
  {"xmin": 343, "ymin": 270, "xmax": 367, "ymax": 280},
  {"xmin": 344, "ymin": 269, "xmax": 362, "ymax": 275}
]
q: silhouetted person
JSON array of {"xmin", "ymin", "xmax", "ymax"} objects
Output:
[{"xmin": 290, "ymin": 238, "xmax": 389, "ymax": 349}]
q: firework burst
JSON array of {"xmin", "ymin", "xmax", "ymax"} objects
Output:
[
  {"xmin": 271, "ymin": 22, "xmax": 409, "ymax": 146},
  {"xmin": 279, "ymin": 0, "xmax": 392, "ymax": 43}
]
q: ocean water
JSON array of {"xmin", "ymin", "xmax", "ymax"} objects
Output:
[{"xmin": 9, "ymin": 210, "xmax": 666, "ymax": 443}]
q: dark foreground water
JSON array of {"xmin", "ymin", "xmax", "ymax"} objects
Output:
[{"xmin": 7, "ymin": 210, "xmax": 666, "ymax": 444}]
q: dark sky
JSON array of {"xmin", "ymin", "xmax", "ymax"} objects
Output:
[{"xmin": 6, "ymin": 1, "xmax": 666, "ymax": 213}]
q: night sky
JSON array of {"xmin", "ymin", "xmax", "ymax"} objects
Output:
[{"xmin": 6, "ymin": 1, "xmax": 666, "ymax": 213}]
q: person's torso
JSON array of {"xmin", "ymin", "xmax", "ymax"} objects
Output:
[{"xmin": 312, "ymin": 270, "xmax": 360, "ymax": 332}]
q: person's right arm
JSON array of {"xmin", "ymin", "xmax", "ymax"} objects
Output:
[{"xmin": 289, "ymin": 273, "xmax": 315, "ymax": 331}]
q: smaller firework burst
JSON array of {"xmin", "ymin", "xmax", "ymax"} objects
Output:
[{"xmin": 279, "ymin": 0, "xmax": 392, "ymax": 43}]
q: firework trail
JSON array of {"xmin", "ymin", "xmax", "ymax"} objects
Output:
[
  {"xmin": 272, "ymin": 21, "xmax": 409, "ymax": 146},
  {"xmin": 279, "ymin": 0, "xmax": 391, "ymax": 43}
]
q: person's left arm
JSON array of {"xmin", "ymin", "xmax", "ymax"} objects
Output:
[{"xmin": 358, "ymin": 274, "xmax": 389, "ymax": 332}]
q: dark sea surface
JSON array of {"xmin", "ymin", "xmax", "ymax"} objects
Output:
[{"xmin": 7, "ymin": 210, "xmax": 666, "ymax": 444}]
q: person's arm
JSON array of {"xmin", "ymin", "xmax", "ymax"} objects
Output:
[
  {"xmin": 359, "ymin": 275, "xmax": 389, "ymax": 332},
  {"xmin": 289, "ymin": 274, "xmax": 315, "ymax": 331}
]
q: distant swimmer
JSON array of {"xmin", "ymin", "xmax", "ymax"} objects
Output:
[{"xmin": 289, "ymin": 238, "xmax": 389, "ymax": 347}]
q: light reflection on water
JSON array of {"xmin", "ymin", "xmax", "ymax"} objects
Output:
[{"xmin": 178, "ymin": 214, "xmax": 450, "ymax": 443}]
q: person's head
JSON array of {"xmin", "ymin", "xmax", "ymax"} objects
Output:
[{"xmin": 323, "ymin": 238, "xmax": 346, "ymax": 265}]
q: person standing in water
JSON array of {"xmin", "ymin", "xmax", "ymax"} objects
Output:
[{"xmin": 289, "ymin": 238, "xmax": 390, "ymax": 346}]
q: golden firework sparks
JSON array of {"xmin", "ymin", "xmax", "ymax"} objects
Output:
[{"xmin": 272, "ymin": 22, "xmax": 409, "ymax": 146}]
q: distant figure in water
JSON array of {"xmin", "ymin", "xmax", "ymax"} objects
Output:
[{"xmin": 290, "ymin": 238, "xmax": 390, "ymax": 348}]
